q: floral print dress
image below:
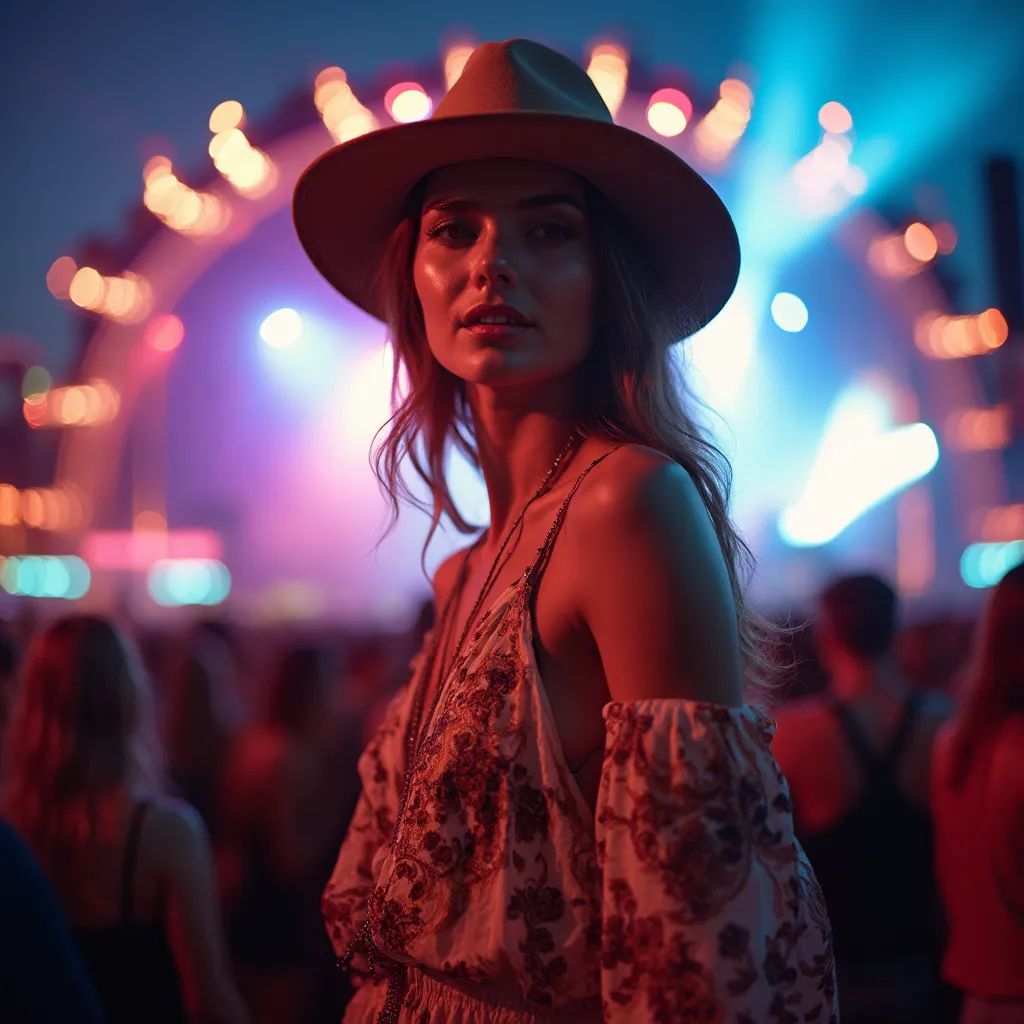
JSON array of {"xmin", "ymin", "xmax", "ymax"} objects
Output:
[{"xmin": 324, "ymin": 462, "xmax": 838, "ymax": 1023}]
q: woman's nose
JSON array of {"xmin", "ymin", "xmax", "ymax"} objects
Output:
[{"xmin": 472, "ymin": 236, "xmax": 518, "ymax": 290}]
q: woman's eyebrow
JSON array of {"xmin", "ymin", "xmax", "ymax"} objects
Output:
[{"xmin": 422, "ymin": 193, "xmax": 584, "ymax": 215}]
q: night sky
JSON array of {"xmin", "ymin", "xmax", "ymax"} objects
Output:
[{"xmin": 2, "ymin": 0, "xmax": 1023, "ymax": 377}]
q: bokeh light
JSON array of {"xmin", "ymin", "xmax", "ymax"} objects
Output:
[
  {"xmin": 443, "ymin": 43, "xmax": 474, "ymax": 90},
  {"xmin": 0, "ymin": 556, "xmax": 90, "ymax": 599},
  {"xmin": 771, "ymin": 292, "xmax": 809, "ymax": 332},
  {"xmin": 209, "ymin": 99, "xmax": 244, "ymax": 133},
  {"xmin": 260, "ymin": 308, "xmax": 302, "ymax": 349},
  {"xmin": 646, "ymin": 88, "xmax": 693, "ymax": 137},
  {"xmin": 587, "ymin": 42, "xmax": 629, "ymax": 117},
  {"xmin": 960, "ymin": 542, "xmax": 1024, "ymax": 589},
  {"xmin": 144, "ymin": 314, "xmax": 186, "ymax": 352},
  {"xmin": 904, "ymin": 222, "xmax": 938, "ymax": 262},
  {"xmin": 385, "ymin": 82, "xmax": 432, "ymax": 123},
  {"xmin": 818, "ymin": 101, "xmax": 853, "ymax": 134},
  {"xmin": 46, "ymin": 256, "xmax": 78, "ymax": 299},
  {"xmin": 148, "ymin": 558, "xmax": 231, "ymax": 606},
  {"xmin": 694, "ymin": 77, "xmax": 753, "ymax": 161}
]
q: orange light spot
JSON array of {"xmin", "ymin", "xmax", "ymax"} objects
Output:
[
  {"xmin": 0, "ymin": 484, "xmax": 20, "ymax": 525},
  {"xmin": 978, "ymin": 308, "xmax": 1009, "ymax": 349},
  {"xmin": 904, "ymin": 222, "xmax": 938, "ymax": 262},
  {"xmin": 209, "ymin": 100, "xmax": 244, "ymax": 133},
  {"xmin": 720, "ymin": 78, "xmax": 753, "ymax": 108},
  {"xmin": 69, "ymin": 266, "xmax": 105, "ymax": 309},
  {"xmin": 21, "ymin": 490, "xmax": 45, "ymax": 528}
]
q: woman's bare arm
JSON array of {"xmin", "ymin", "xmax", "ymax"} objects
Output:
[
  {"xmin": 572, "ymin": 444, "xmax": 743, "ymax": 707},
  {"xmin": 156, "ymin": 801, "xmax": 251, "ymax": 1024}
]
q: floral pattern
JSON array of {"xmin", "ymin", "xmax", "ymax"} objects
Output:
[{"xmin": 322, "ymin": 578, "xmax": 837, "ymax": 1022}]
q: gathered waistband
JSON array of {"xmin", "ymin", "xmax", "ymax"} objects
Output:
[{"xmin": 344, "ymin": 964, "xmax": 603, "ymax": 1023}]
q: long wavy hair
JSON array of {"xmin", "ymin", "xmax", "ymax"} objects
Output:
[
  {"xmin": 946, "ymin": 562, "xmax": 1024, "ymax": 787},
  {"xmin": 1, "ymin": 615, "xmax": 160, "ymax": 880},
  {"xmin": 369, "ymin": 171, "xmax": 781, "ymax": 698}
]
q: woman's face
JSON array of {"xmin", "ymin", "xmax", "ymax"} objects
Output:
[{"xmin": 412, "ymin": 159, "xmax": 596, "ymax": 389}]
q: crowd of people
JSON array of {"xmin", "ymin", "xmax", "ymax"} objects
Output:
[{"xmin": 0, "ymin": 565, "xmax": 1021, "ymax": 1023}]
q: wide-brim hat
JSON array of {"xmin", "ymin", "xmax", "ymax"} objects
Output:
[{"xmin": 293, "ymin": 38, "xmax": 740, "ymax": 333}]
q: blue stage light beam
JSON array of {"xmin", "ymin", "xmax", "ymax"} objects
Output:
[{"xmin": 778, "ymin": 383, "xmax": 940, "ymax": 546}]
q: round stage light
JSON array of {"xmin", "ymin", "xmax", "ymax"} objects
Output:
[
  {"xmin": 209, "ymin": 99, "xmax": 244, "ymax": 133},
  {"xmin": 904, "ymin": 222, "xmax": 938, "ymax": 263},
  {"xmin": 385, "ymin": 82, "xmax": 432, "ymax": 123},
  {"xmin": 771, "ymin": 292, "xmax": 809, "ymax": 332},
  {"xmin": 646, "ymin": 88, "xmax": 692, "ymax": 137},
  {"xmin": 259, "ymin": 308, "xmax": 302, "ymax": 349},
  {"xmin": 818, "ymin": 101, "xmax": 853, "ymax": 134}
]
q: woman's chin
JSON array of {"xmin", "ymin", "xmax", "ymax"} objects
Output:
[{"xmin": 456, "ymin": 349, "xmax": 581, "ymax": 390}]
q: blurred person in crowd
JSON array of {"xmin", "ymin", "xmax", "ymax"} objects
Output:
[
  {"xmin": 219, "ymin": 643, "xmax": 353, "ymax": 1024},
  {"xmin": 0, "ymin": 816, "xmax": 106, "ymax": 1022},
  {"xmin": 932, "ymin": 562, "xmax": 1024, "ymax": 1023},
  {"xmin": 335, "ymin": 635, "xmax": 401, "ymax": 749},
  {"xmin": 163, "ymin": 620, "xmax": 243, "ymax": 838},
  {"xmin": 0, "ymin": 621, "xmax": 18, "ymax": 757},
  {"xmin": 1, "ymin": 614, "xmax": 248, "ymax": 1024},
  {"xmin": 773, "ymin": 573, "xmax": 952, "ymax": 1023}
]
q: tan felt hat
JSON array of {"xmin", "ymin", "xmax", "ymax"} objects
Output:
[{"xmin": 293, "ymin": 38, "xmax": 740, "ymax": 332}]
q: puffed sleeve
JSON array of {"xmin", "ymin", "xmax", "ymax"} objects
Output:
[
  {"xmin": 595, "ymin": 699, "xmax": 838, "ymax": 1023},
  {"xmin": 321, "ymin": 637, "xmax": 427, "ymax": 975}
]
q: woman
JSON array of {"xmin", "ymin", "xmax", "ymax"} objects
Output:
[
  {"xmin": 932, "ymin": 563, "xmax": 1024, "ymax": 1023},
  {"xmin": 219, "ymin": 644, "xmax": 353, "ymax": 1023},
  {"xmin": 294, "ymin": 39, "xmax": 837, "ymax": 1022},
  {"xmin": 1, "ymin": 615, "xmax": 248, "ymax": 1024}
]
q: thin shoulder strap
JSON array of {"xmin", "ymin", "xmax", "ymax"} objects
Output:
[
  {"xmin": 828, "ymin": 692, "xmax": 922, "ymax": 779},
  {"xmin": 880, "ymin": 690, "xmax": 922, "ymax": 770},
  {"xmin": 525, "ymin": 443, "xmax": 625, "ymax": 590},
  {"xmin": 826, "ymin": 696, "xmax": 879, "ymax": 775},
  {"xmin": 121, "ymin": 799, "xmax": 151, "ymax": 923}
]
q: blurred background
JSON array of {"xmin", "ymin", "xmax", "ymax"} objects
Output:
[
  {"xmin": 1, "ymin": 2, "xmax": 1022, "ymax": 1022},
  {"xmin": 2, "ymin": 0, "xmax": 1022, "ymax": 626}
]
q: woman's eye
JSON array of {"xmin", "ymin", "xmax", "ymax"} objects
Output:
[
  {"xmin": 425, "ymin": 219, "xmax": 472, "ymax": 242},
  {"xmin": 424, "ymin": 220, "xmax": 576, "ymax": 244},
  {"xmin": 532, "ymin": 222, "xmax": 574, "ymax": 240}
]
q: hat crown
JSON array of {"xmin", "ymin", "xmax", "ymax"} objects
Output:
[{"xmin": 434, "ymin": 39, "xmax": 613, "ymax": 124}]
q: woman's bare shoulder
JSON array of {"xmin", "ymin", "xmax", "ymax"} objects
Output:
[
  {"xmin": 571, "ymin": 441, "xmax": 711, "ymax": 546},
  {"xmin": 142, "ymin": 797, "xmax": 210, "ymax": 855},
  {"xmin": 568, "ymin": 441, "xmax": 742, "ymax": 705}
]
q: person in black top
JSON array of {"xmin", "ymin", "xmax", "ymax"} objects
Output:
[
  {"xmin": 773, "ymin": 573, "xmax": 952, "ymax": 1023},
  {"xmin": 1, "ymin": 615, "xmax": 248, "ymax": 1024}
]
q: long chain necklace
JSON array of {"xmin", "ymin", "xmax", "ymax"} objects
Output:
[{"xmin": 338, "ymin": 428, "xmax": 582, "ymax": 1024}]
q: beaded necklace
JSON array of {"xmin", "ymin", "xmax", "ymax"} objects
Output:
[{"xmin": 338, "ymin": 429, "xmax": 582, "ymax": 1023}]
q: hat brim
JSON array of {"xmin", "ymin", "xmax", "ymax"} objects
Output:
[{"xmin": 293, "ymin": 111, "xmax": 739, "ymax": 332}]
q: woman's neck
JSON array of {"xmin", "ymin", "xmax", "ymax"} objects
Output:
[{"xmin": 468, "ymin": 385, "xmax": 583, "ymax": 544}]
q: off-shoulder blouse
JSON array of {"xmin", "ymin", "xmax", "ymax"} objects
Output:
[{"xmin": 323, "ymin": 563, "xmax": 838, "ymax": 1022}]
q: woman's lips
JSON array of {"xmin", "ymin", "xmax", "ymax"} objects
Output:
[{"xmin": 460, "ymin": 323, "xmax": 533, "ymax": 337}]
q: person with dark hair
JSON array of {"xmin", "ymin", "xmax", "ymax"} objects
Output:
[
  {"xmin": 773, "ymin": 572, "xmax": 952, "ymax": 1022},
  {"xmin": 219, "ymin": 643, "xmax": 352, "ymax": 1024},
  {"xmin": 1, "ymin": 615, "xmax": 248, "ymax": 1024},
  {"xmin": 292, "ymin": 37, "xmax": 835, "ymax": 1023},
  {"xmin": 932, "ymin": 563, "xmax": 1024, "ymax": 1023},
  {"xmin": 162, "ymin": 621, "xmax": 242, "ymax": 839}
]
